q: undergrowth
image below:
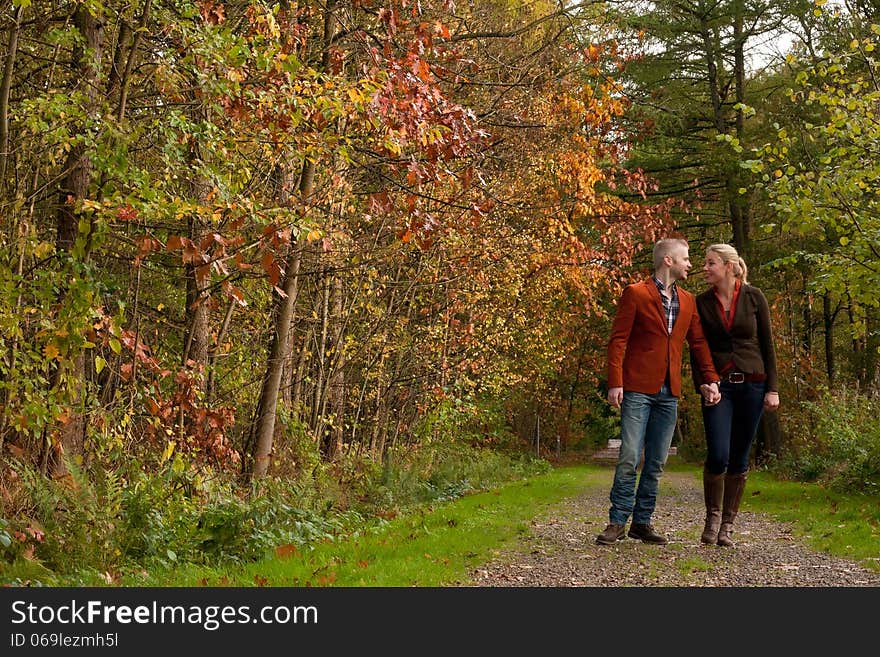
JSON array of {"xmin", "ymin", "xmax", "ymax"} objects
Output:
[
  {"xmin": 767, "ymin": 389, "xmax": 880, "ymax": 494},
  {"xmin": 0, "ymin": 417, "xmax": 547, "ymax": 586}
]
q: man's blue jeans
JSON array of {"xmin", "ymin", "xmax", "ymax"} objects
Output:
[
  {"xmin": 608, "ymin": 383, "xmax": 678, "ymax": 525},
  {"xmin": 703, "ymin": 380, "xmax": 766, "ymax": 475}
]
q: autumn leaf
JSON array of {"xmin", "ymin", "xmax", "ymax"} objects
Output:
[
  {"xmin": 222, "ymin": 281, "xmax": 248, "ymax": 307},
  {"xmin": 260, "ymin": 252, "xmax": 284, "ymax": 286},
  {"xmin": 199, "ymin": 0, "xmax": 225, "ymax": 25},
  {"xmin": 116, "ymin": 205, "xmax": 138, "ymax": 221},
  {"xmin": 275, "ymin": 544, "xmax": 299, "ymax": 559},
  {"xmin": 316, "ymin": 572, "xmax": 337, "ymax": 586},
  {"xmin": 234, "ymin": 252, "xmax": 252, "ymax": 270}
]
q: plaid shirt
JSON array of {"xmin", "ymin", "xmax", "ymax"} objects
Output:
[{"xmin": 653, "ymin": 276, "xmax": 679, "ymax": 335}]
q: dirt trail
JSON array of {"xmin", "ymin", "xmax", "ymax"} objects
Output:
[{"xmin": 471, "ymin": 469, "xmax": 880, "ymax": 586}]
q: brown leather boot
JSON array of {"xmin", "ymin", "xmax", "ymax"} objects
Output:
[
  {"xmin": 701, "ymin": 469, "xmax": 725, "ymax": 545},
  {"xmin": 627, "ymin": 523, "xmax": 668, "ymax": 544},
  {"xmin": 595, "ymin": 523, "xmax": 626, "ymax": 545},
  {"xmin": 717, "ymin": 472, "xmax": 747, "ymax": 547}
]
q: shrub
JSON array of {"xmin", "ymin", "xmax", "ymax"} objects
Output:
[
  {"xmin": 0, "ymin": 392, "xmax": 551, "ymax": 585},
  {"xmin": 349, "ymin": 393, "xmax": 551, "ymax": 512},
  {"xmin": 773, "ymin": 389, "xmax": 880, "ymax": 493}
]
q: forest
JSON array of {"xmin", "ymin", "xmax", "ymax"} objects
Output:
[{"xmin": 1, "ymin": 0, "xmax": 879, "ymax": 584}]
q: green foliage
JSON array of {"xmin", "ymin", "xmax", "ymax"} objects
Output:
[
  {"xmin": 756, "ymin": 36, "xmax": 880, "ymax": 320},
  {"xmin": 578, "ymin": 397, "xmax": 620, "ymax": 450},
  {"xmin": 0, "ymin": 450, "xmax": 346, "ymax": 584},
  {"xmin": 770, "ymin": 390, "xmax": 880, "ymax": 494},
  {"xmin": 412, "ymin": 393, "xmax": 521, "ymax": 452},
  {"xmin": 674, "ymin": 392, "xmax": 709, "ymax": 463},
  {"xmin": 111, "ymin": 467, "xmax": 356, "ymax": 571},
  {"xmin": 4, "ymin": 458, "xmax": 124, "ymax": 578},
  {"xmin": 341, "ymin": 395, "xmax": 550, "ymax": 513},
  {"xmin": 372, "ymin": 443, "xmax": 548, "ymax": 512},
  {"xmin": 137, "ymin": 464, "xmax": 600, "ymax": 586},
  {"xmin": 1, "ymin": 424, "xmax": 546, "ymax": 584}
]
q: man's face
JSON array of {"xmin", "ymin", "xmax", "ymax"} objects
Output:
[{"xmin": 668, "ymin": 245, "xmax": 691, "ymax": 281}]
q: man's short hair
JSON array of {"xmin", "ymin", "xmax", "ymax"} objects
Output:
[{"xmin": 653, "ymin": 238, "xmax": 689, "ymax": 270}]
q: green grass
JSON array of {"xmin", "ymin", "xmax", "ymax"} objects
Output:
[
  {"xmin": 714, "ymin": 469, "xmax": 880, "ymax": 572},
  {"xmin": 126, "ymin": 465, "xmax": 606, "ymax": 587},
  {"xmin": 674, "ymin": 555, "xmax": 713, "ymax": 576}
]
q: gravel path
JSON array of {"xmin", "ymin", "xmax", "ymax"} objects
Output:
[{"xmin": 471, "ymin": 469, "xmax": 880, "ymax": 587}]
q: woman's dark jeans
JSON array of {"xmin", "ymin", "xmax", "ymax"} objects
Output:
[{"xmin": 702, "ymin": 380, "xmax": 766, "ymax": 475}]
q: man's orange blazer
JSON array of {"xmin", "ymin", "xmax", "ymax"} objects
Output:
[{"xmin": 606, "ymin": 279, "xmax": 718, "ymax": 397}]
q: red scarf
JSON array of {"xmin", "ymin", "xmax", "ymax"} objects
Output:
[
  {"xmin": 715, "ymin": 279, "xmax": 741, "ymax": 332},
  {"xmin": 715, "ymin": 280, "xmax": 741, "ymax": 375}
]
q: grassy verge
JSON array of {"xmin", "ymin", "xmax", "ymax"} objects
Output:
[
  {"xmin": 704, "ymin": 469, "xmax": 880, "ymax": 572},
  {"xmin": 127, "ymin": 465, "xmax": 604, "ymax": 587}
]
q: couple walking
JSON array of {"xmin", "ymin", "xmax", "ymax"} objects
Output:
[{"xmin": 597, "ymin": 237, "xmax": 779, "ymax": 547}]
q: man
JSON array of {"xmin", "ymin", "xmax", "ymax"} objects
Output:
[{"xmin": 597, "ymin": 237, "xmax": 721, "ymax": 545}]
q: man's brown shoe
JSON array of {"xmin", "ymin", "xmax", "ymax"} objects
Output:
[
  {"xmin": 595, "ymin": 523, "xmax": 626, "ymax": 545},
  {"xmin": 627, "ymin": 523, "xmax": 668, "ymax": 544}
]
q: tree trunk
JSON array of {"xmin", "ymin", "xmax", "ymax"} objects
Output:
[
  {"xmin": 323, "ymin": 275, "xmax": 345, "ymax": 459},
  {"xmin": 278, "ymin": 160, "xmax": 305, "ymax": 409},
  {"xmin": 313, "ymin": 270, "xmax": 330, "ymax": 450},
  {"xmin": 48, "ymin": 6, "xmax": 104, "ymax": 479},
  {"xmin": 801, "ymin": 273, "xmax": 812, "ymax": 359},
  {"xmin": 730, "ymin": 0, "xmax": 751, "ymax": 255},
  {"xmin": 115, "ymin": 0, "xmax": 152, "ymax": 122},
  {"xmin": 0, "ymin": 5, "xmax": 22, "ymax": 186},
  {"xmin": 823, "ymin": 292, "xmax": 835, "ymax": 385},
  {"xmin": 182, "ymin": 211, "xmax": 211, "ymax": 371},
  {"xmin": 291, "ymin": 325, "xmax": 312, "ymax": 419},
  {"xmin": 181, "ymin": 74, "xmax": 213, "ymax": 377},
  {"xmin": 782, "ymin": 279, "xmax": 803, "ymax": 402},
  {"xmin": 205, "ymin": 298, "xmax": 235, "ymax": 406},
  {"xmin": 246, "ymin": 160, "xmax": 313, "ymax": 479},
  {"xmin": 246, "ymin": 241, "xmax": 304, "ymax": 478}
]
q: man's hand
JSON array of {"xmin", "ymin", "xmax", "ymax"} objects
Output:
[
  {"xmin": 764, "ymin": 391, "xmax": 780, "ymax": 411},
  {"xmin": 607, "ymin": 386, "xmax": 623, "ymax": 409},
  {"xmin": 700, "ymin": 382, "xmax": 721, "ymax": 406}
]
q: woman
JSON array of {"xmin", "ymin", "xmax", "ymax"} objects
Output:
[{"xmin": 695, "ymin": 244, "xmax": 779, "ymax": 546}]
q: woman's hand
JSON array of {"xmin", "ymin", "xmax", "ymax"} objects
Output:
[
  {"xmin": 700, "ymin": 382, "xmax": 721, "ymax": 406},
  {"xmin": 764, "ymin": 391, "xmax": 779, "ymax": 411}
]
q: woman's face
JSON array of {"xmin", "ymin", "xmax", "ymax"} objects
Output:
[{"xmin": 703, "ymin": 252, "xmax": 728, "ymax": 286}]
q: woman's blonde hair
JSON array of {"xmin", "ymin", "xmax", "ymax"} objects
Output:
[{"xmin": 707, "ymin": 243, "xmax": 748, "ymax": 284}]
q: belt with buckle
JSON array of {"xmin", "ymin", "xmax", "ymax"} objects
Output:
[{"xmin": 724, "ymin": 372, "xmax": 766, "ymax": 383}]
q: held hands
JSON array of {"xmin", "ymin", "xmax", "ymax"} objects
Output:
[
  {"xmin": 764, "ymin": 391, "xmax": 780, "ymax": 412},
  {"xmin": 607, "ymin": 384, "xmax": 726, "ymax": 408},
  {"xmin": 607, "ymin": 386, "xmax": 624, "ymax": 409},
  {"xmin": 700, "ymin": 382, "xmax": 721, "ymax": 406}
]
